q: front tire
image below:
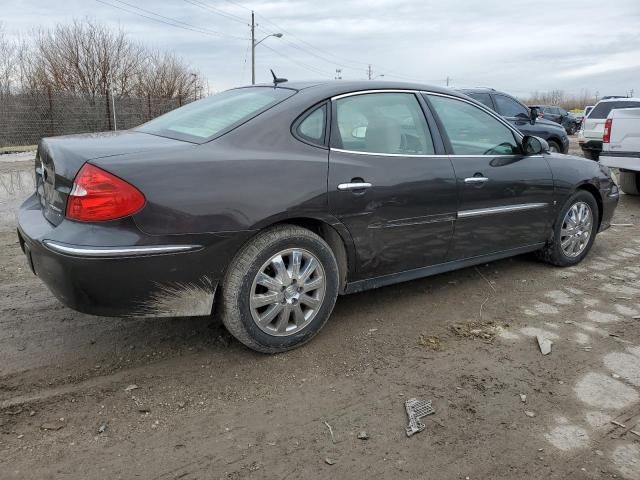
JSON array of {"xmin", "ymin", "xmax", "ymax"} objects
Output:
[
  {"xmin": 220, "ymin": 225, "xmax": 339, "ymax": 353},
  {"xmin": 538, "ymin": 191, "xmax": 599, "ymax": 267},
  {"xmin": 548, "ymin": 140, "xmax": 561, "ymax": 153}
]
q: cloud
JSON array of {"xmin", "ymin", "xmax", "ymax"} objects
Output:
[{"xmin": 3, "ymin": 0, "xmax": 639, "ymax": 96}]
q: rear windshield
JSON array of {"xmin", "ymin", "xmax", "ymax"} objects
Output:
[
  {"xmin": 137, "ymin": 87, "xmax": 295, "ymax": 142},
  {"xmin": 588, "ymin": 101, "xmax": 640, "ymax": 119}
]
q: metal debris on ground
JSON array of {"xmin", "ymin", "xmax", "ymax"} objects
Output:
[
  {"xmin": 98, "ymin": 424, "xmax": 106, "ymax": 434},
  {"xmin": 357, "ymin": 430, "xmax": 369, "ymax": 440},
  {"xmin": 124, "ymin": 384, "xmax": 139, "ymax": 392},
  {"xmin": 611, "ymin": 420, "xmax": 627, "ymax": 428},
  {"xmin": 405, "ymin": 398, "xmax": 435, "ymax": 437},
  {"xmin": 536, "ymin": 335, "xmax": 553, "ymax": 355},
  {"xmin": 324, "ymin": 457, "xmax": 336, "ymax": 465},
  {"xmin": 520, "ymin": 394, "xmax": 527, "ymax": 403},
  {"xmin": 630, "ymin": 430, "xmax": 640, "ymax": 438}
]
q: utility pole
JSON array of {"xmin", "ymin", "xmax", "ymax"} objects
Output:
[
  {"xmin": 367, "ymin": 64, "xmax": 373, "ymax": 80},
  {"xmin": 446, "ymin": 76, "xmax": 451, "ymax": 87},
  {"xmin": 251, "ymin": 11, "xmax": 256, "ymax": 85}
]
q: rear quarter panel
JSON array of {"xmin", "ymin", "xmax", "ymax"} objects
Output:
[{"xmin": 90, "ymin": 100, "xmax": 331, "ymax": 236}]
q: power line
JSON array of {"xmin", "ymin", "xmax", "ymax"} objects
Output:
[
  {"xmin": 255, "ymin": 14, "xmax": 370, "ymax": 68},
  {"xmin": 182, "ymin": 0, "xmax": 247, "ymax": 25},
  {"xmin": 95, "ymin": 0, "xmax": 246, "ymax": 40},
  {"xmin": 259, "ymin": 43, "xmax": 332, "ymax": 78}
]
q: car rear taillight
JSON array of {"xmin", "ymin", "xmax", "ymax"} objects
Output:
[
  {"xmin": 66, "ymin": 163, "xmax": 145, "ymax": 222},
  {"xmin": 603, "ymin": 118, "xmax": 612, "ymax": 143}
]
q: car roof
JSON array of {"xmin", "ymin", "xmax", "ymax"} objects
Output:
[
  {"xmin": 249, "ymin": 80, "xmax": 464, "ymax": 99},
  {"xmin": 595, "ymin": 97, "xmax": 640, "ymax": 103}
]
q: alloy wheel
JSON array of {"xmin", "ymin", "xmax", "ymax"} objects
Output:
[
  {"xmin": 249, "ymin": 248, "xmax": 326, "ymax": 336},
  {"xmin": 560, "ymin": 201, "xmax": 593, "ymax": 258}
]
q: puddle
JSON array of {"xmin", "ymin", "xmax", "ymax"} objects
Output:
[{"xmin": 0, "ymin": 169, "xmax": 35, "ymax": 231}]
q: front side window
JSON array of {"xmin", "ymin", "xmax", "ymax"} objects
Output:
[
  {"xmin": 137, "ymin": 87, "xmax": 295, "ymax": 142},
  {"xmin": 493, "ymin": 94, "xmax": 529, "ymax": 118},
  {"xmin": 427, "ymin": 95, "xmax": 519, "ymax": 155},
  {"xmin": 331, "ymin": 93, "xmax": 434, "ymax": 155}
]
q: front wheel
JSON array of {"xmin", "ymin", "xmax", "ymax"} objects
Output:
[
  {"xmin": 547, "ymin": 140, "xmax": 561, "ymax": 153},
  {"xmin": 537, "ymin": 191, "xmax": 599, "ymax": 267},
  {"xmin": 220, "ymin": 225, "xmax": 340, "ymax": 353}
]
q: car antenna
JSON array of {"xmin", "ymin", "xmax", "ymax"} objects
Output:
[{"xmin": 270, "ymin": 69, "xmax": 288, "ymax": 86}]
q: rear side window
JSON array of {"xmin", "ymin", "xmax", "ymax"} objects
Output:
[
  {"xmin": 331, "ymin": 93, "xmax": 435, "ymax": 155},
  {"xmin": 589, "ymin": 101, "xmax": 640, "ymax": 119},
  {"xmin": 137, "ymin": 87, "xmax": 295, "ymax": 143},
  {"xmin": 467, "ymin": 93, "xmax": 494, "ymax": 110},
  {"xmin": 296, "ymin": 104, "xmax": 327, "ymax": 146},
  {"xmin": 427, "ymin": 95, "xmax": 519, "ymax": 155},
  {"xmin": 493, "ymin": 94, "xmax": 529, "ymax": 118}
]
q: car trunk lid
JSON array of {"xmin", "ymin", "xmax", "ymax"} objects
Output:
[{"xmin": 35, "ymin": 130, "xmax": 191, "ymax": 226}]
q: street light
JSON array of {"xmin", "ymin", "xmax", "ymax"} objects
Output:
[{"xmin": 251, "ymin": 11, "xmax": 283, "ymax": 84}]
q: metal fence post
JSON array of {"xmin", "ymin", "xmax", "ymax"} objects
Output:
[
  {"xmin": 105, "ymin": 89, "xmax": 113, "ymax": 131},
  {"xmin": 47, "ymin": 85, "xmax": 55, "ymax": 137}
]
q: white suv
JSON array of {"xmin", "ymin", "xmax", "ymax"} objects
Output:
[{"xmin": 578, "ymin": 97, "xmax": 640, "ymax": 160}]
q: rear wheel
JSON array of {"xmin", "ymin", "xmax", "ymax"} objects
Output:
[
  {"xmin": 221, "ymin": 225, "xmax": 339, "ymax": 353},
  {"xmin": 537, "ymin": 191, "xmax": 599, "ymax": 267},
  {"xmin": 582, "ymin": 149, "xmax": 599, "ymax": 161},
  {"xmin": 618, "ymin": 171, "xmax": 640, "ymax": 195}
]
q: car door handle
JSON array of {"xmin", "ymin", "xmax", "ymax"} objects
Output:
[
  {"xmin": 337, "ymin": 182, "xmax": 372, "ymax": 191},
  {"xmin": 464, "ymin": 177, "xmax": 489, "ymax": 184}
]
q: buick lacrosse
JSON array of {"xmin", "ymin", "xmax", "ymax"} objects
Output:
[{"xmin": 17, "ymin": 81, "xmax": 619, "ymax": 352}]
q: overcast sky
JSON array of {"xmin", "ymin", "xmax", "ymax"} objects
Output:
[{"xmin": 3, "ymin": 0, "xmax": 640, "ymax": 96}]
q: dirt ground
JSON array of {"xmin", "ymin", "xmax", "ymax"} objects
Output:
[{"xmin": 1, "ymin": 138, "xmax": 640, "ymax": 480}]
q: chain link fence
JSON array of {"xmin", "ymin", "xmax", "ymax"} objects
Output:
[{"xmin": 0, "ymin": 91, "xmax": 194, "ymax": 148}]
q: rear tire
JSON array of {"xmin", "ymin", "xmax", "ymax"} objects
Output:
[
  {"xmin": 537, "ymin": 190, "xmax": 599, "ymax": 267},
  {"xmin": 619, "ymin": 171, "xmax": 640, "ymax": 195},
  {"xmin": 220, "ymin": 225, "xmax": 339, "ymax": 353}
]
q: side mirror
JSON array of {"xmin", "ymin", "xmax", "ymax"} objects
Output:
[
  {"xmin": 529, "ymin": 107, "xmax": 538, "ymax": 125},
  {"xmin": 522, "ymin": 135, "xmax": 549, "ymax": 155}
]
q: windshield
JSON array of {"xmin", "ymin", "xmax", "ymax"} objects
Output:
[
  {"xmin": 137, "ymin": 87, "xmax": 295, "ymax": 142},
  {"xmin": 588, "ymin": 100, "xmax": 640, "ymax": 119}
]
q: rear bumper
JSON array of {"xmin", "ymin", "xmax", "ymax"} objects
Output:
[
  {"xmin": 600, "ymin": 153, "xmax": 640, "ymax": 171},
  {"xmin": 579, "ymin": 139, "xmax": 603, "ymax": 153},
  {"xmin": 17, "ymin": 193, "xmax": 247, "ymax": 317}
]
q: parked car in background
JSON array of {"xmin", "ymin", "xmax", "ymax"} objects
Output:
[
  {"xmin": 579, "ymin": 98, "xmax": 640, "ymax": 160},
  {"xmin": 17, "ymin": 81, "xmax": 618, "ymax": 353},
  {"xmin": 460, "ymin": 88, "xmax": 570, "ymax": 153},
  {"xmin": 531, "ymin": 105, "xmax": 581, "ymax": 135},
  {"xmin": 600, "ymin": 107, "xmax": 640, "ymax": 194},
  {"xmin": 574, "ymin": 106, "xmax": 593, "ymax": 127}
]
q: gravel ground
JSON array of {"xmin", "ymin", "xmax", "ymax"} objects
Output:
[{"xmin": 1, "ymin": 138, "xmax": 640, "ymax": 479}]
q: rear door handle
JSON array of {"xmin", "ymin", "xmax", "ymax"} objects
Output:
[
  {"xmin": 464, "ymin": 177, "xmax": 489, "ymax": 184},
  {"xmin": 337, "ymin": 182, "xmax": 372, "ymax": 191}
]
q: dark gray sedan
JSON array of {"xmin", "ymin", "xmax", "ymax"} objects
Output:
[{"xmin": 17, "ymin": 81, "xmax": 619, "ymax": 352}]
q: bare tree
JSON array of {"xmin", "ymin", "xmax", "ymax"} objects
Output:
[
  {"xmin": 0, "ymin": 23, "xmax": 19, "ymax": 94},
  {"xmin": 16, "ymin": 18, "xmax": 204, "ymax": 100},
  {"xmin": 521, "ymin": 89, "xmax": 600, "ymax": 110},
  {"xmin": 134, "ymin": 50, "xmax": 204, "ymax": 101}
]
